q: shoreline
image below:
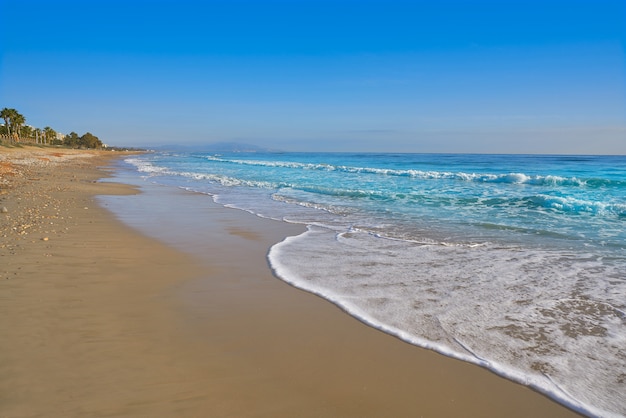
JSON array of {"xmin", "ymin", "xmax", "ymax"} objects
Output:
[{"xmin": 1, "ymin": 146, "xmax": 583, "ymax": 417}]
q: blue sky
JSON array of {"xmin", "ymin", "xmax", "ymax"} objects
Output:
[{"xmin": 1, "ymin": 0, "xmax": 624, "ymax": 153}]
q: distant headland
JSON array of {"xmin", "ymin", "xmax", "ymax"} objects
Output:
[{"xmin": 152, "ymin": 142, "xmax": 280, "ymax": 153}]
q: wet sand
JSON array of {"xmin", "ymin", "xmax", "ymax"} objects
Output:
[{"xmin": 0, "ymin": 146, "xmax": 582, "ymax": 417}]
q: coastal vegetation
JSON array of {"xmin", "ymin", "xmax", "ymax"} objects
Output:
[{"xmin": 0, "ymin": 107, "xmax": 103, "ymax": 149}]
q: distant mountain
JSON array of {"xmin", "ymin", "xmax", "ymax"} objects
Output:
[{"xmin": 154, "ymin": 142, "xmax": 278, "ymax": 153}]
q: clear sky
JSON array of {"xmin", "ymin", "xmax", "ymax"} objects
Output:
[{"xmin": 1, "ymin": 0, "xmax": 625, "ymax": 153}]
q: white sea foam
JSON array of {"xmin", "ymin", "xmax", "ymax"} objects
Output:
[
  {"xmin": 269, "ymin": 226, "xmax": 626, "ymax": 417},
  {"xmin": 535, "ymin": 194, "xmax": 626, "ymax": 217},
  {"xmin": 125, "ymin": 157, "xmax": 170, "ymax": 175}
]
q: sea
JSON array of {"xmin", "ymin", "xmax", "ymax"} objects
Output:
[{"xmin": 119, "ymin": 151, "xmax": 625, "ymax": 417}]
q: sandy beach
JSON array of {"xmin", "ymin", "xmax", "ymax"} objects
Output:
[{"xmin": 0, "ymin": 146, "xmax": 582, "ymax": 417}]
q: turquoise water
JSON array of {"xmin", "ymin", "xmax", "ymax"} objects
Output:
[{"xmin": 126, "ymin": 152, "xmax": 626, "ymax": 417}]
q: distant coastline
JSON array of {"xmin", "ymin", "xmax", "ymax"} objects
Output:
[{"xmin": 151, "ymin": 141, "xmax": 280, "ymax": 153}]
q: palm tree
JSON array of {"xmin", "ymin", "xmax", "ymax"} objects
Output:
[
  {"xmin": 0, "ymin": 108, "xmax": 25, "ymax": 140},
  {"xmin": 12, "ymin": 112, "xmax": 25, "ymax": 140},
  {"xmin": 1, "ymin": 108, "xmax": 15, "ymax": 137},
  {"xmin": 43, "ymin": 126, "xmax": 56, "ymax": 145},
  {"xmin": 20, "ymin": 125, "xmax": 33, "ymax": 139},
  {"xmin": 34, "ymin": 127, "xmax": 42, "ymax": 144}
]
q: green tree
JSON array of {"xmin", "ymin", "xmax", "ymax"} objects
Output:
[
  {"xmin": 1, "ymin": 108, "xmax": 12, "ymax": 136},
  {"xmin": 12, "ymin": 112, "xmax": 25, "ymax": 138},
  {"xmin": 1, "ymin": 108, "xmax": 20, "ymax": 137},
  {"xmin": 64, "ymin": 131, "xmax": 80, "ymax": 148},
  {"xmin": 79, "ymin": 132, "xmax": 102, "ymax": 149},
  {"xmin": 34, "ymin": 128, "xmax": 42, "ymax": 144},
  {"xmin": 43, "ymin": 126, "xmax": 56, "ymax": 145},
  {"xmin": 20, "ymin": 125, "xmax": 33, "ymax": 139}
]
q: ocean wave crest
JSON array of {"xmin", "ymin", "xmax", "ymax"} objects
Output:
[
  {"xmin": 531, "ymin": 195, "xmax": 626, "ymax": 217},
  {"xmin": 203, "ymin": 156, "xmax": 623, "ymax": 188}
]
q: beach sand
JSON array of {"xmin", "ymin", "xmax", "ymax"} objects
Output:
[{"xmin": 0, "ymin": 146, "xmax": 582, "ymax": 417}]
